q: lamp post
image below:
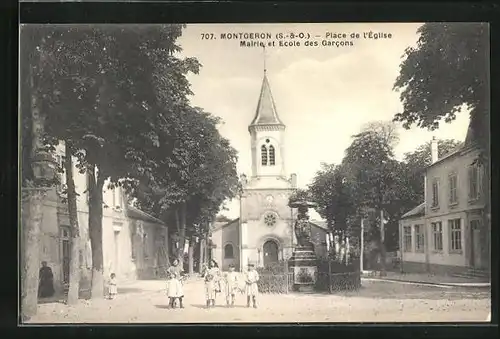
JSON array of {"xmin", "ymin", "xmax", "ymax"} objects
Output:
[{"xmin": 21, "ymin": 150, "xmax": 58, "ymax": 320}]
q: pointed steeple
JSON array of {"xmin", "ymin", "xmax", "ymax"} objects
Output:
[{"xmin": 249, "ymin": 73, "xmax": 285, "ymax": 127}]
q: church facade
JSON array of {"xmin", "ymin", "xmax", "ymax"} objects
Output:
[{"xmin": 210, "ymin": 72, "xmax": 329, "ymax": 271}]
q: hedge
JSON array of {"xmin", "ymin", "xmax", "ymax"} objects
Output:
[{"xmin": 256, "ymin": 261, "xmax": 291, "ymax": 294}]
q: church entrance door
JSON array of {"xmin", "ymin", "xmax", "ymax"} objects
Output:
[{"xmin": 263, "ymin": 240, "xmax": 279, "ymax": 267}]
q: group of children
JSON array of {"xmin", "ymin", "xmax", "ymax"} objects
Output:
[
  {"xmin": 202, "ymin": 260, "xmax": 260, "ymax": 309},
  {"xmin": 105, "ymin": 259, "xmax": 261, "ymax": 309}
]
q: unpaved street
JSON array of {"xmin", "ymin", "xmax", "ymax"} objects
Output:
[{"xmin": 26, "ymin": 279, "xmax": 491, "ymax": 323}]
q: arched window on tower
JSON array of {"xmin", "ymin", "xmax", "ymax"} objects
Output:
[
  {"xmin": 269, "ymin": 145, "xmax": 276, "ymax": 166},
  {"xmin": 261, "ymin": 145, "xmax": 268, "ymax": 166},
  {"xmin": 224, "ymin": 243, "xmax": 234, "ymax": 259}
]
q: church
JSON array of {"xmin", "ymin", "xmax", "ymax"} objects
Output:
[{"xmin": 210, "ymin": 70, "xmax": 329, "ymax": 271}]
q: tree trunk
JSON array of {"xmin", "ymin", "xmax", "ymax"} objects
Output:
[
  {"xmin": 88, "ymin": 167, "xmax": 105, "ymax": 299},
  {"xmin": 176, "ymin": 202, "xmax": 187, "ymax": 264},
  {"xmin": 188, "ymin": 238, "xmax": 194, "ymax": 275},
  {"xmin": 21, "ymin": 64, "xmax": 46, "ymax": 321},
  {"xmin": 64, "ymin": 144, "xmax": 81, "ymax": 305},
  {"xmin": 164, "ymin": 230, "xmax": 171, "ymax": 268},
  {"xmin": 21, "ymin": 190, "xmax": 45, "ymax": 321},
  {"xmin": 199, "ymin": 238, "xmax": 205, "ymax": 273},
  {"xmin": 379, "ymin": 210, "xmax": 387, "ymax": 276}
]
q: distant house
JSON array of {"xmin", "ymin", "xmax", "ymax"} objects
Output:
[
  {"xmin": 21, "ymin": 142, "xmax": 168, "ymax": 296},
  {"xmin": 399, "ymin": 128, "xmax": 490, "ymax": 277}
]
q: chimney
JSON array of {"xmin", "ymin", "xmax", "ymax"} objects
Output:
[
  {"xmin": 431, "ymin": 136, "xmax": 439, "ymax": 163},
  {"xmin": 290, "ymin": 173, "xmax": 297, "ymax": 188}
]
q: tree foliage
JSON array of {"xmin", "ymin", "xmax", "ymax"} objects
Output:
[
  {"xmin": 130, "ymin": 105, "xmax": 241, "ymax": 262},
  {"xmin": 308, "ymin": 163, "xmax": 356, "ymax": 233},
  {"xmin": 22, "ymin": 24, "xmax": 201, "ymax": 298},
  {"xmin": 393, "ymin": 23, "xmax": 489, "ymax": 152}
]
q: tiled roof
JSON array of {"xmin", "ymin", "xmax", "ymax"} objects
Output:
[
  {"xmin": 401, "ymin": 202, "xmax": 425, "ymax": 220},
  {"xmin": 249, "ymin": 73, "xmax": 284, "ymax": 126},
  {"xmin": 126, "ymin": 205, "xmax": 165, "ymax": 225},
  {"xmin": 212, "ymin": 218, "xmax": 240, "ymax": 232}
]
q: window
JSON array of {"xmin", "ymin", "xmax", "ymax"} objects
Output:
[
  {"xmin": 468, "ymin": 165, "xmax": 481, "ymax": 200},
  {"xmin": 431, "ymin": 222, "xmax": 443, "ymax": 251},
  {"xmin": 131, "ymin": 225, "xmax": 138, "ymax": 260},
  {"xmin": 264, "ymin": 213, "xmax": 277, "ymax": 227},
  {"xmin": 470, "ymin": 219, "xmax": 481, "ymax": 231},
  {"xmin": 143, "ymin": 233, "xmax": 149, "ymax": 259},
  {"xmin": 448, "ymin": 219, "xmax": 462, "ymax": 252},
  {"xmin": 432, "ymin": 179, "xmax": 439, "ymax": 207},
  {"xmin": 224, "ymin": 243, "xmax": 234, "ymax": 259},
  {"xmin": 414, "ymin": 224, "xmax": 425, "ymax": 252},
  {"xmin": 261, "ymin": 145, "xmax": 268, "ymax": 166},
  {"xmin": 55, "ymin": 154, "xmax": 66, "ymax": 192},
  {"xmin": 269, "ymin": 145, "xmax": 276, "ymax": 166},
  {"xmin": 113, "ymin": 186, "xmax": 122, "ymax": 209},
  {"xmin": 86, "ymin": 173, "xmax": 92, "ymax": 203},
  {"xmin": 403, "ymin": 226, "xmax": 412, "ymax": 252},
  {"xmin": 448, "ymin": 173, "xmax": 458, "ymax": 204}
]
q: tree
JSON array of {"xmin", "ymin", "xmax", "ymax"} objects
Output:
[
  {"xmin": 402, "ymin": 139, "xmax": 462, "ymax": 203},
  {"xmin": 20, "ymin": 27, "xmax": 58, "ymax": 320},
  {"xmin": 131, "ymin": 106, "xmax": 240, "ymax": 269},
  {"xmin": 63, "ymin": 143, "xmax": 81, "ymax": 305},
  {"xmin": 308, "ymin": 163, "xmax": 357, "ymax": 261},
  {"xmin": 394, "ymin": 22, "xmax": 490, "ymax": 232},
  {"xmin": 341, "ymin": 123, "xmax": 402, "ymax": 274},
  {"xmin": 394, "ymin": 23, "xmax": 489, "ymax": 150},
  {"xmin": 288, "ymin": 188, "xmax": 311, "ymax": 205},
  {"xmin": 28, "ymin": 24, "xmax": 200, "ymax": 299}
]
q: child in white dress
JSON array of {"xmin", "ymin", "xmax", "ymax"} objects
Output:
[
  {"xmin": 244, "ymin": 264, "xmax": 259, "ymax": 308},
  {"xmin": 224, "ymin": 264, "xmax": 240, "ymax": 307},
  {"xmin": 108, "ymin": 273, "xmax": 117, "ymax": 300},
  {"xmin": 203, "ymin": 260, "xmax": 221, "ymax": 308}
]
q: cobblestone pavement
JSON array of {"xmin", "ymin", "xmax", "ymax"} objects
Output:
[{"xmin": 26, "ymin": 279, "xmax": 491, "ymax": 324}]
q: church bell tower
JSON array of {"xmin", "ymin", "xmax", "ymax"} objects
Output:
[{"xmin": 248, "ymin": 69, "xmax": 286, "ymax": 179}]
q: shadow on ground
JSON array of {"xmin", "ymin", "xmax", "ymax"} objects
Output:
[
  {"xmin": 286, "ymin": 281, "xmax": 491, "ymax": 300},
  {"xmin": 189, "ymin": 304, "xmax": 249, "ymax": 309},
  {"xmin": 117, "ymin": 287, "xmax": 144, "ymax": 294}
]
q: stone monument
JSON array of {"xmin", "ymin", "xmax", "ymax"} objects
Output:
[{"xmin": 288, "ymin": 200, "xmax": 318, "ymax": 292}]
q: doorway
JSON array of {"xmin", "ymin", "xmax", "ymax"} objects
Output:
[
  {"xmin": 470, "ymin": 219, "xmax": 482, "ymax": 268},
  {"xmin": 114, "ymin": 230, "xmax": 120, "ymax": 276},
  {"xmin": 60, "ymin": 226, "xmax": 71, "ymax": 286},
  {"xmin": 263, "ymin": 240, "xmax": 279, "ymax": 267}
]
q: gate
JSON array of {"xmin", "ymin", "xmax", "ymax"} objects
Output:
[{"xmin": 316, "ymin": 257, "xmax": 361, "ymax": 293}]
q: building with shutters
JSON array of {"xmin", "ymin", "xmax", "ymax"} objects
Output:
[
  {"xmin": 21, "ymin": 142, "xmax": 168, "ymax": 296},
  {"xmin": 399, "ymin": 129, "xmax": 490, "ymax": 278}
]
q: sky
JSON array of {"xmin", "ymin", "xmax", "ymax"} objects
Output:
[{"xmin": 177, "ymin": 23, "xmax": 471, "ymax": 219}]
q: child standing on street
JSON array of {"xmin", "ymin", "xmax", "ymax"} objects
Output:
[
  {"xmin": 108, "ymin": 273, "xmax": 117, "ymax": 300},
  {"xmin": 203, "ymin": 260, "xmax": 221, "ymax": 308},
  {"xmin": 244, "ymin": 264, "xmax": 259, "ymax": 308},
  {"xmin": 166, "ymin": 259, "xmax": 185, "ymax": 309},
  {"xmin": 224, "ymin": 264, "xmax": 240, "ymax": 307}
]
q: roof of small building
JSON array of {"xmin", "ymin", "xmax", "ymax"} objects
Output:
[
  {"xmin": 211, "ymin": 218, "xmax": 240, "ymax": 232},
  {"xmin": 310, "ymin": 220, "xmax": 329, "ymax": 231},
  {"xmin": 249, "ymin": 73, "xmax": 285, "ymax": 127},
  {"xmin": 126, "ymin": 205, "xmax": 165, "ymax": 226},
  {"xmin": 401, "ymin": 202, "xmax": 425, "ymax": 220}
]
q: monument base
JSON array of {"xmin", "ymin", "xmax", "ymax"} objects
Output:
[{"xmin": 288, "ymin": 246, "xmax": 318, "ymax": 291}]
